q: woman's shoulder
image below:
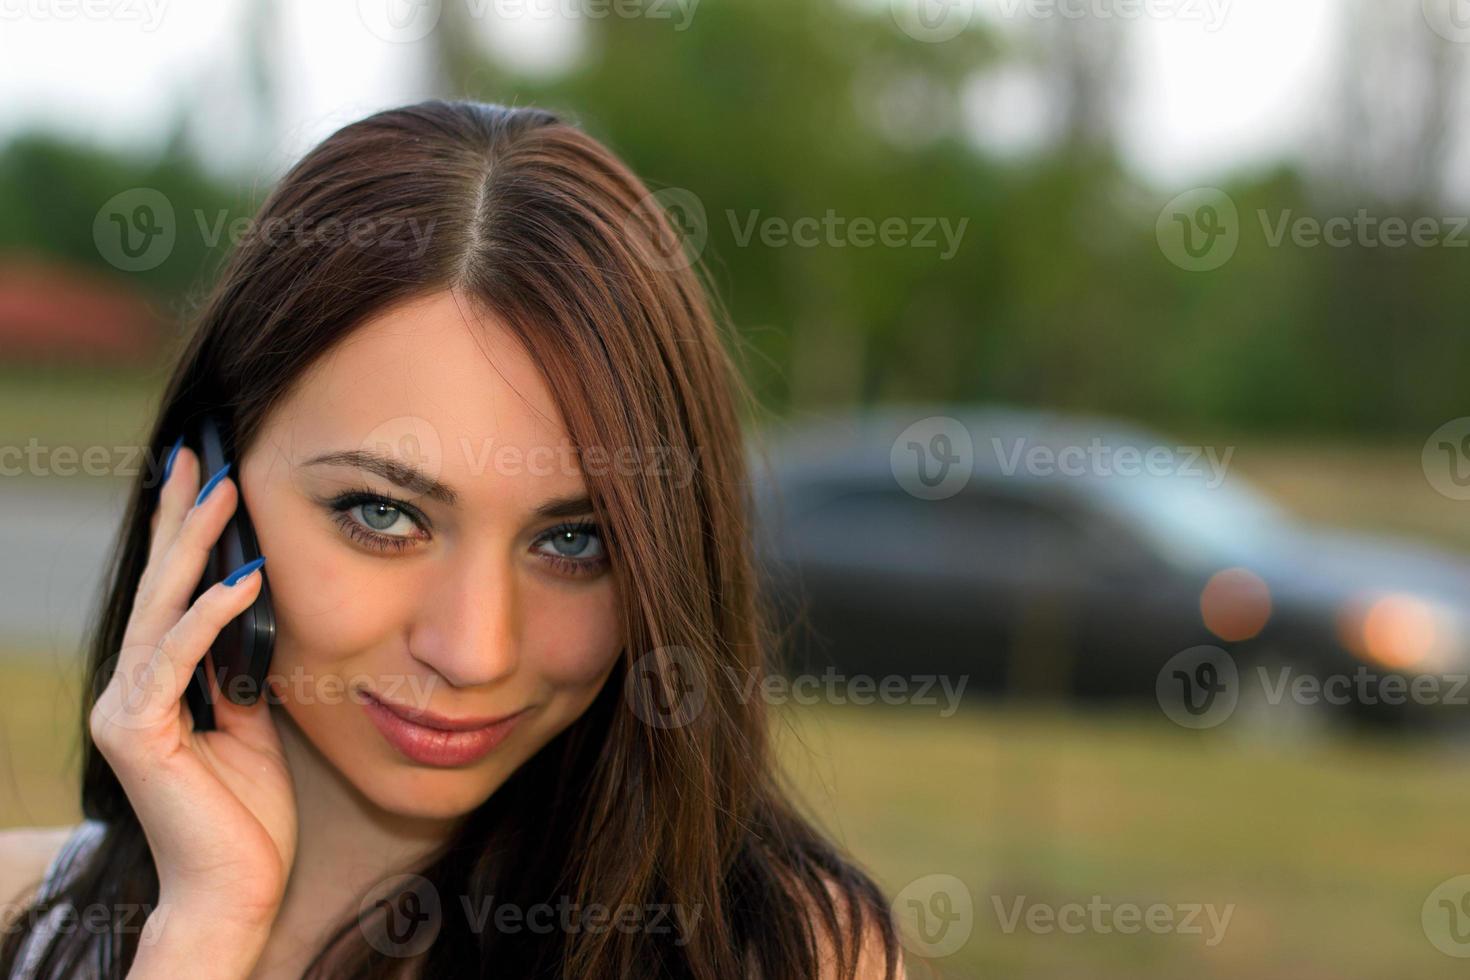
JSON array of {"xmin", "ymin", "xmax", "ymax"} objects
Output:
[
  {"xmin": 804, "ymin": 872, "xmax": 908, "ymax": 980},
  {"xmin": 0, "ymin": 821, "xmax": 103, "ymax": 905}
]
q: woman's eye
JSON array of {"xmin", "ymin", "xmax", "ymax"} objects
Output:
[
  {"xmin": 537, "ymin": 527, "xmax": 604, "ymax": 560},
  {"xmin": 534, "ymin": 523, "xmax": 609, "ymax": 576},
  {"xmin": 354, "ymin": 501, "xmax": 414, "ymax": 535},
  {"xmin": 326, "ymin": 491, "xmax": 429, "ymax": 553}
]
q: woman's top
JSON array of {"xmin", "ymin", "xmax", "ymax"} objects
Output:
[{"xmin": 10, "ymin": 819, "xmax": 112, "ymax": 979}]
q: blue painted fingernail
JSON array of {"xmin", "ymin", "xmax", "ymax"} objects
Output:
[
  {"xmin": 223, "ymin": 556, "xmax": 266, "ymax": 586},
  {"xmin": 195, "ymin": 462, "xmax": 231, "ymax": 507},
  {"xmin": 162, "ymin": 434, "xmax": 184, "ymax": 483}
]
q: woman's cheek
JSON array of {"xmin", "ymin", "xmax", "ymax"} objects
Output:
[
  {"xmin": 269, "ymin": 536, "xmax": 408, "ymax": 672},
  {"xmin": 245, "ymin": 485, "xmax": 360, "ymax": 664},
  {"xmin": 523, "ymin": 581, "xmax": 622, "ymax": 687}
]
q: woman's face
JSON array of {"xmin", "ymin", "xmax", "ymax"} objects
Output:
[{"xmin": 237, "ymin": 289, "xmax": 622, "ymax": 820}]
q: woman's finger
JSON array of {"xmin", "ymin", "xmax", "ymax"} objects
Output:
[
  {"xmin": 145, "ymin": 441, "xmax": 199, "ymax": 570},
  {"xmin": 129, "ymin": 471, "xmax": 240, "ymax": 643},
  {"xmin": 153, "ymin": 561, "xmax": 267, "ymax": 709},
  {"xmin": 95, "ymin": 563, "xmax": 266, "ymax": 741}
]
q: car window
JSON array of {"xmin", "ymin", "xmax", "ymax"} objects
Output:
[{"xmin": 781, "ymin": 484, "xmax": 1100, "ymax": 577}]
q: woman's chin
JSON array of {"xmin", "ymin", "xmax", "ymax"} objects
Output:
[{"xmin": 348, "ymin": 757, "xmax": 505, "ymax": 822}]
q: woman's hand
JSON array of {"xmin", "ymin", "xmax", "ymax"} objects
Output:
[{"xmin": 90, "ymin": 443, "xmax": 296, "ymax": 942}]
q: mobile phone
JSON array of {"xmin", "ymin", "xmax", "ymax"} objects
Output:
[{"xmin": 180, "ymin": 413, "xmax": 276, "ymax": 731}]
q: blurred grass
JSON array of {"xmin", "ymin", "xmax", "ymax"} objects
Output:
[
  {"xmin": 6, "ymin": 650, "xmax": 1467, "ymax": 979},
  {"xmin": 774, "ymin": 700, "xmax": 1470, "ymax": 979},
  {"xmin": 0, "ymin": 656, "xmax": 84, "ymax": 829}
]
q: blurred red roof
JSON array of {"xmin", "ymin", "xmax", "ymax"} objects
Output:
[{"xmin": 0, "ymin": 253, "xmax": 164, "ymax": 364}]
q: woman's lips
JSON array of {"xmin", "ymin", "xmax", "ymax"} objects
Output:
[{"xmin": 361, "ymin": 692, "xmax": 528, "ymax": 767}]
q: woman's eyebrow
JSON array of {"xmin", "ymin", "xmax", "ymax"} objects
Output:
[
  {"xmin": 534, "ymin": 493, "xmax": 596, "ymax": 519},
  {"xmin": 302, "ymin": 448, "xmax": 595, "ymax": 518},
  {"xmin": 303, "ymin": 449, "xmax": 458, "ymax": 505}
]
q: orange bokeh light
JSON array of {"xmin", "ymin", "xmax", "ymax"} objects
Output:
[
  {"xmin": 1352, "ymin": 594, "xmax": 1436, "ymax": 670},
  {"xmin": 1200, "ymin": 567, "xmax": 1272, "ymax": 642}
]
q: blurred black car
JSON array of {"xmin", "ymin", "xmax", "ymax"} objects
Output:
[{"xmin": 750, "ymin": 406, "xmax": 1470, "ymax": 728}]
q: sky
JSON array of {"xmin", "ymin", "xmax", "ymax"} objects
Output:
[{"xmin": 0, "ymin": 0, "xmax": 1412, "ymax": 195}]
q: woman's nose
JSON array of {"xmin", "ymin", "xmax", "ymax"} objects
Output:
[{"xmin": 405, "ymin": 549, "xmax": 521, "ymax": 689}]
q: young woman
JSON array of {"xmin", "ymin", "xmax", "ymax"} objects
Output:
[{"xmin": 0, "ymin": 100, "xmax": 906, "ymax": 979}]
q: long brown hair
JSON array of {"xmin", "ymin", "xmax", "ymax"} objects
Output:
[{"xmin": 1, "ymin": 100, "xmax": 902, "ymax": 979}]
